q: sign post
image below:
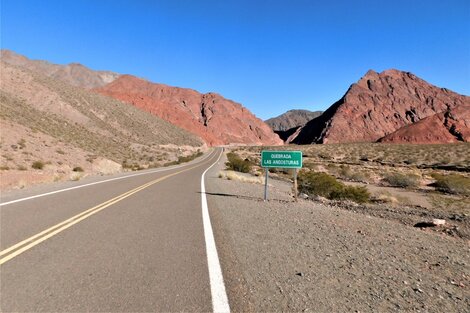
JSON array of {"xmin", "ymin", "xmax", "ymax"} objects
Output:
[{"xmin": 261, "ymin": 151, "xmax": 303, "ymax": 201}]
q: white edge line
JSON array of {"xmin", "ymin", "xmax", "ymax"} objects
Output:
[
  {"xmin": 0, "ymin": 149, "xmax": 214, "ymax": 207},
  {"xmin": 201, "ymin": 149, "xmax": 230, "ymax": 313}
]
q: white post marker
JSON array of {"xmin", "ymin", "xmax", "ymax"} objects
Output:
[{"xmin": 201, "ymin": 150, "xmax": 230, "ymax": 313}]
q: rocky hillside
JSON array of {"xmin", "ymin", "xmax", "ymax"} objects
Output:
[
  {"xmin": 265, "ymin": 109, "xmax": 323, "ymax": 142},
  {"xmin": 379, "ymin": 103, "xmax": 470, "ymax": 143},
  {"xmin": 96, "ymin": 75, "xmax": 283, "ymax": 146},
  {"xmin": 0, "ymin": 62, "xmax": 203, "ymax": 189},
  {"xmin": 265, "ymin": 109, "xmax": 323, "ymax": 131},
  {"xmin": 1, "ymin": 49, "xmax": 119, "ymax": 89},
  {"xmin": 292, "ymin": 69, "xmax": 470, "ymax": 144}
]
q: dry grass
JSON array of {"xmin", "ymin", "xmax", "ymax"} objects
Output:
[
  {"xmin": 234, "ymin": 143, "xmax": 470, "ymax": 212},
  {"xmin": 218, "ymin": 170, "xmax": 264, "ymax": 184}
]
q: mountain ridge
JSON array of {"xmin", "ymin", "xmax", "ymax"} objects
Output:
[
  {"xmin": 95, "ymin": 75, "xmax": 283, "ymax": 146},
  {"xmin": 292, "ymin": 69, "xmax": 470, "ymax": 144}
]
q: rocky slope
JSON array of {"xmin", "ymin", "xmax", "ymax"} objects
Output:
[
  {"xmin": 1, "ymin": 49, "xmax": 119, "ymax": 89},
  {"xmin": 292, "ymin": 69, "xmax": 470, "ymax": 144},
  {"xmin": 265, "ymin": 109, "xmax": 323, "ymax": 131},
  {"xmin": 0, "ymin": 62, "xmax": 203, "ymax": 189},
  {"xmin": 379, "ymin": 103, "xmax": 470, "ymax": 143},
  {"xmin": 95, "ymin": 75, "xmax": 283, "ymax": 146}
]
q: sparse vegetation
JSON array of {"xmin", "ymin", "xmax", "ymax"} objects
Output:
[
  {"xmin": 383, "ymin": 172, "xmax": 420, "ymax": 188},
  {"xmin": 72, "ymin": 166, "xmax": 84, "ymax": 172},
  {"xmin": 431, "ymin": 173, "xmax": 470, "ymax": 196},
  {"xmin": 18, "ymin": 139, "xmax": 26, "ymax": 149},
  {"xmin": 0, "ymin": 165, "xmax": 10, "ymax": 170},
  {"xmin": 298, "ymin": 171, "xmax": 370, "ymax": 203},
  {"xmin": 17, "ymin": 165, "xmax": 27, "ymax": 171},
  {"xmin": 225, "ymin": 152, "xmax": 252, "ymax": 173},
  {"xmin": 31, "ymin": 161, "xmax": 45, "ymax": 170}
]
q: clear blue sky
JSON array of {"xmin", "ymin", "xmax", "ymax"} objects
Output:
[{"xmin": 2, "ymin": 0, "xmax": 469, "ymax": 120}]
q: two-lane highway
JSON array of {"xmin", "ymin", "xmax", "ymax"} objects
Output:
[{"xmin": 0, "ymin": 148, "xmax": 229, "ymax": 312}]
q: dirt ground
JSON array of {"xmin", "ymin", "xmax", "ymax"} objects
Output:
[{"xmin": 206, "ymin": 155, "xmax": 470, "ymax": 313}]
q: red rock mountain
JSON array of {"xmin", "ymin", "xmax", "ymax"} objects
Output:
[
  {"xmin": 379, "ymin": 103, "xmax": 470, "ymax": 143},
  {"xmin": 95, "ymin": 75, "xmax": 283, "ymax": 146},
  {"xmin": 292, "ymin": 69, "xmax": 470, "ymax": 144}
]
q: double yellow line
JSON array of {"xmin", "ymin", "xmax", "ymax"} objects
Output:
[{"xmin": 0, "ymin": 155, "xmax": 213, "ymax": 265}]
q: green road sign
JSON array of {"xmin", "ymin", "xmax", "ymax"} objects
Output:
[{"xmin": 261, "ymin": 150, "xmax": 303, "ymax": 168}]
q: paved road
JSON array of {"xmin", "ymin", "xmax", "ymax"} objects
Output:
[{"xmin": 0, "ymin": 148, "xmax": 228, "ymax": 312}]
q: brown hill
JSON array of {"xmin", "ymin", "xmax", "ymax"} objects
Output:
[
  {"xmin": 379, "ymin": 104, "xmax": 470, "ymax": 144},
  {"xmin": 1, "ymin": 49, "xmax": 119, "ymax": 89},
  {"xmin": 0, "ymin": 61, "xmax": 204, "ymax": 189},
  {"xmin": 265, "ymin": 109, "xmax": 323, "ymax": 131},
  {"xmin": 95, "ymin": 75, "xmax": 283, "ymax": 146},
  {"xmin": 292, "ymin": 69, "xmax": 470, "ymax": 144}
]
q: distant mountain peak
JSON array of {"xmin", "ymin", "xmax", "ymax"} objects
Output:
[
  {"xmin": 292, "ymin": 69, "xmax": 470, "ymax": 144},
  {"xmin": 0, "ymin": 49, "xmax": 120, "ymax": 89}
]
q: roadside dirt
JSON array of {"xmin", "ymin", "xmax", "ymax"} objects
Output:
[{"xmin": 206, "ymin": 155, "xmax": 470, "ymax": 312}]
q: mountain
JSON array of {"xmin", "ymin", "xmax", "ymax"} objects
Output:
[
  {"xmin": 0, "ymin": 49, "xmax": 119, "ymax": 89},
  {"xmin": 95, "ymin": 75, "xmax": 283, "ymax": 146},
  {"xmin": 0, "ymin": 61, "xmax": 202, "ymax": 177},
  {"xmin": 265, "ymin": 109, "xmax": 323, "ymax": 142},
  {"xmin": 379, "ymin": 103, "xmax": 470, "ymax": 143},
  {"xmin": 292, "ymin": 69, "xmax": 470, "ymax": 144},
  {"xmin": 265, "ymin": 109, "xmax": 323, "ymax": 131}
]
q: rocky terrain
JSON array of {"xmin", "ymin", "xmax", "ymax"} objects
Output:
[
  {"xmin": 207, "ymin": 152, "xmax": 470, "ymax": 312},
  {"xmin": 0, "ymin": 61, "xmax": 203, "ymax": 190},
  {"xmin": 292, "ymin": 69, "xmax": 470, "ymax": 144},
  {"xmin": 95, "ymin": 75, "xmax": 282, "ymax": 146},
  {"xmin": 265, "ymin": 109, "xmax": 323, "ymax": 142},
  {"xmin": 379, "ymin": 103, "xmax": 470, "ymax": 143},
  {"xmin": 265, "ymin": 109, "xmax": 323, "ymax": 131},
  {"xmin": 1, "ymin": 49, "xmax": 120, "ymax": 89}
]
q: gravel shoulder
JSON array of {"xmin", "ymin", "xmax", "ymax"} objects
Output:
[{"xmin": 206, "ymin": 155, "xmax": 470, "ymax": 312}]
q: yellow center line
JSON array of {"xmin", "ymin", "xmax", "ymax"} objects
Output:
[{"xmin": 0, "ymin": 151, "xmax": 217, "ymax": 266}]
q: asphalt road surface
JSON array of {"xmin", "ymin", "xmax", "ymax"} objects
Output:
[{"xmin": 0, "ymin": 148, "xmax": 229, "ymax": 312}]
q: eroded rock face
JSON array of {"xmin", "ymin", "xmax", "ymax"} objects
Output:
[
  {"xmin": 95, "ymin": 75, "xmax": 283, "ymax": 146},
  {"xmin": 379, "ymin": 104, "xmax": 470, "ymax": 143},
  {"xmin": 266, "ymin": 109, "xmax": 323, "ymax": 131},
  {"xmin": 293, "ymin": 69, "xmax": 470, "ymax": 144}
]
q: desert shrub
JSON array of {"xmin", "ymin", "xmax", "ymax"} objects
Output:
[
  {"xmin": 0, "ymin": 165, "xmax": 10, "ymax": 170},
  {"xmin": 177, "ymin": 151, "xmax": 203, "ymax": 163},
  {"xmin": 73, "ymin": 166, "xmax": 84, "ymax": 172},
  {"xmin": 383, "ymin": 172, "xmax": 419, "ymax": 188},
  {"xmin": 226, "ymin": 152, "xmax": 251, "ymax": 173},
  {"xmin": 431, "ymin": 173, "xmax": 470, "ymax": 196},
  {"xmin": 17, "ymin": 165, "xmax": 27, "ymax": 171},
  {"xmin": 298, "ymin": 171, "xmax": 370, "ymax": 203},
  {"xmin": 330, "ymin": 185, "xmax": 370, "ymax": 203},
  {"xmin": 32, "ymin": 161, "xmax": 45, "ymax": 170},
  {"xmin": 18, "ymin": 139, "xmax": 26, "ymax": 149},
  {"xmin": 298, "ymin": 171, "xmax": 343, "ymax": 198}
]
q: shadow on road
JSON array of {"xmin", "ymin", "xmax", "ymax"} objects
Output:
[{"xmin": 199, "ymin": 191, "xmax": 293, "ymax": 203}]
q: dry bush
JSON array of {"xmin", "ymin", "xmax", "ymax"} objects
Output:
[
  {"xmin": 298, "ymin": 170, "xmax": 370, "ymax": 203},
  {"xmin": 431, "ymin": 173, "xmax": 470, "ymax": 196},
  {"xmin": 383, "ymin": 172, "xmax": 420, "ymax": 188}
]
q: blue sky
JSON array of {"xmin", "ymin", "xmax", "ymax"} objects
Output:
[{"xmin": 2, "ymin": 0, "xmax": 469, "ymax": 120}]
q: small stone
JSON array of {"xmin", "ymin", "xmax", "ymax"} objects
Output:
[
  {"xmin": 432, "ymin": 219, "xmax": 446, "ymax": 226},
  {"xmin": 299, "ymin": 193, "xmax": 309, "ymax": 199}
]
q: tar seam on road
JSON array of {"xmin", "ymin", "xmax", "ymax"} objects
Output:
[
  {"xmin": 0, "ymin": 151, "xmax": 217, "ymax": 265},
  {"xmin": 0, "ymin": 149, "xmax": 214, "ymax": 207},
  {"xmin": 201, "ymin": 150, "xmax": 231, "ymax": 313}
]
